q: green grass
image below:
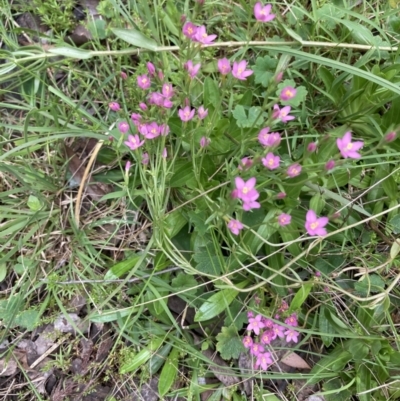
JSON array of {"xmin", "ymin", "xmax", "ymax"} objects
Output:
[{"xmin": 2, "ymin": 0, "xmax": 400, "ymax": 400}]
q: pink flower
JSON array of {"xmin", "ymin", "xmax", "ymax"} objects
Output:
[
  {"xmin": 285, "ymin": 313, "xmax": 298, "ymax": 327},
  {"xmin": 178, "ymin": 106, "xmax": 195, "ymax": 122},
  {"xmin": 280, "ymin": 86, "xmax": 297, "ymax": 101},
  {"xmin": 262, "ymin": 318, "xmax": 274, "ymax": 328},
  {"xmin": 125, "ymin": 161, "xmax": 131, "ymax": 172},
  {"xmin": 184, "ymin": 60, "xmax": 201, "ymax": 78},
  {"xmin": 218, "ymin": 58, "xmax": 231, "ymax": 75},
  {"xmin": 232, "ymin": 60, "xmax": 253, "ymax": 80},
  {"xmin": 142, "ymin": 152, "xmax": 149, "ymax": 165},
  {"xmin": 149, "ymin": 92, "xmax": 164, "ymax": 106},
  {"xmin": 287, "ymin": 163, "xmax": 302, "ymax": 178},
  {"xmin": 200, "ymin": 136, "xmax": 210, "ymax": 148},
  {"xmin": 231, "ymin": 189, "xmax": 239, "ymax": 199},
  {"xmin": 278, "ymin": 213, "xmax": 291, "ymax": 226},
  {"xmin": 247, "ymin": 314, "xmax": 265, "ymax": 335},
  {"xmin": 139, "ymin": 103, "xmax": 148, "ymax": 111},
  {"xmin": 137, "ymin": 74, "xmax": 151, "ymax": 90},
  {"xmin": 325, "ymin": 160, "xmax": 335, "ymax": 171},
  {"xmin": 255, "ymin": 352, "xmax": 273, "ymax": 370},
  {"xmin": 158, "ymin": 70, "xmax": 164, "ymax": 81},
  {"xmin": 275, "ymin": 72, "xmax": 283, "ymax": 82},
  {"xmin": 305, "ymin": 210, "xmax": 329, "ymax": 236},
  {"xmin": 194, "ymin": 25, "xmax": 217, "ymax": 44},
  {"xmin": 242, "ymin": 336, "xmax": 253, "ymax": 349},
  {"xmin": 260, "ymin": 330, "xmax": 273, "ymax": 345},
  {"xmin": 120, "ymin": 71, "xmax": 128, "ymax": 80},
  {"xmin": 131, "ymin": 113, "xmax": 141, "ymax": 123},
  {"xmin": 198, "ymin": 106, "xmax": 208, "ymax": 120},
  {"xmin": 124, "ymin": 134, "xmax": 144, "ymax": 150},
  {"xmin": 227, "ymin": 219, "xmax": 244, "ymax": 235},
  {"xmin": 142, "ymin": 122, "xmax": 161, "ymax": 139},
  {"xmin": 250, "ymin": 342, "xmax": 264, "ymax": 356},
  {"xmin": 162, "ymin": 83, "xmax": 174, "ymax": 98},
  {"xmin": 307, "ymin": 142, "xmax": 317, "ymax": 152},
  {"xmin": 160, "ymin": 124, "xmax": 170, "ymax": 136},
  {"xmin": 109, "ymin": 102, "xmax": 120, "ymax": 111},
  {"xmin": 258, "ymin": 128, "xmax": 281, "ymax": 147},
  {"xmin": 277, "ymin": 192, "xmax": 286, "ymax": 199},
  {"xmin": 254, "ymin": 2, "xmax": 276, "ymax": 22},
  {"xmin": 271, "ymin": 324, "xmax": 285, "ymax": 340},
  {"xmin": 247, "ymin": 311, "xmax": 254, "ymax": 318},
  {"xmin": 284, "ymin": 329, "xmax": 300, "ymax": 343},
  {"xmin": 235, "ymin": 177, "xmax": 260, "ymax": 210},
  {"xmin": 262, "ymin": 153, "xmax": 280, "ymax": 170},
  {"xmin": 147, "ymin": 62, "xmax": 156, "ymax": 76},
  {"xmin": 162, "ymin": 148, "xmax": 167, "ymax": 158},
  {"xmin": 336, "ymin": 132, "xmax": 364, "ymax": 159},
  {"xmin": 273, "ymin": 104, "xmax": 295, "ymax": 123},
  {"xmin": 238, "ymin": 157, "xmax": 253, "ymax": 171},
  {"xmin": 385, "ymin": 131, "xmax": 396, "ymax": 142},
  {"xmin": 118, "ymin": 121, "xmax": 130, "ymax": 134},
  {"xmin": 163, "ymin": 99, "xmax": 174, "ymax": 108},
  {"xmin": 182, "ymin": 22, "xmax": 198, "ymax": 39}
]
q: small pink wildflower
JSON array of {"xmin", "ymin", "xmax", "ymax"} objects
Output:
[
  {"xmin": 238, "ymin": 157, "xmax": 253, "ymax": 171},
  {"xmin": 279, "ymin": 300, "xmax": 289, "ymax": 312},
  {"xmin": 120, "ymin": 71, "xmax": 127, "ymax": 80},
  {"xmin": 271, "ymin": 324, "xmax": 285, "ymax": 340},
  {"xmin": 163, "ymin": 98, "xmax": 174, "ymax": 108},
  {"xmin": 254, "ymin": 2, "xmax": 276, "ymax": 22},
  {"xmin": 131, "ymin": 113, "xmax": 141, "ymax": 124},
  {"xmin": 118, "ymin": 121, "xmax": 130, "ymax": 134},
  {"xmin": 200, "ymin": 136, "xmax": 210, "ymax": 148},
  {"xmin": 178, "ymin": 106, "xmax": 195, "ymax": 122},
  {"xmin": 260, "ymin": 330, "xmax": 273, "ymax": 345},
  {"xmin": 232, "ymin": 60, "xmax": 253, "ymax": 81},
  {"xmin": 109, "ymin": 102, "xmax": 120, "ymax": 111},
  {"xmin": 218, "ymin": 58, "xmax": 231, "ymax": 75},
  {"xmin": 325, "ymin": 160, "xmax": 335, "ymax": 171},
  {"xmin": 235, "ymin": 177, "xmax": 260, "ymax": 211},
  {"xmin": 162, "ymin": 148, "xmax": 167, "ymax": 158},
  {"xmin": 337, "ymin": 132, "xmax": 364, "ymax": 159},
  {"xmin": 250, "ymin": 342, "xmax": 264, "ymax": 356},
  {"xmin": 277, "ymin": 192, "xmax": 286, "ymax": 199},
  {"xmin": 287, "ymin": 163, "xmax": 302, "ymax": 178},
  {"xmin": 160, "ymin": 124, "xmax": 170, "ymax": 136},
  {"xmin": 146, "ymin": 62, "xmax": 156, "ymax": 76},
  {"xmin": 275, "ymin": 72, "xmax": 283, "ymax": 82},
  {"xmin": 184, "ymin": 60, "xmax": 201, "ymax": 78},
  {"xmin": 247, "ymin": 314, "xmax": 265, "ymax": 335},
  {"xmin": 139, "ymin": 102, "xmax": 148, "ymax": 111},
  {"xmin": 142, "ymin": 122, "xmax": 160, "ymax": 139},
  {"xmin": 255, "ymin": 352, "xmax": 273, "ymax": 370},
  {"xmin": 258, "ymin": 128, "xmax": 281, "ymax": 147},
  {"xmin": 162, "ymin": 83, "xmax": 174, "ymax": 98},
  {"xmin": 284, "ymin": 329, "xmax": 300, "ymax": 343},
  {"xmin": 278, "ymin": 213, "xmax": 291, "ymax": 226},
  {"xmin": 158, "ymin": 70, "xmax": 164, "ymax": 81},
  {"xmin": 124, "ymin": 135, "xmax": 144, "ymax": 151},
  {"xmin": 262, "ymin": 318, "xmax": 274, "ymax": 328},
  {"xmin": 149, "ymin": 92, "xmax": 164, "ymax": 106},
  {"xmin": 285, "ymin": 314, "xmax": 298, "ymax": 327},
  {"xmin": 280, "ymin": 86, "xmax": 297, "ymax": 101},
  {"xmin": 305, "ymin": 210, "xmax": 329, "ymax": 236},
  {"xmin": 231, "ymin": 189, "xmax": 239, "ymax": 199},
  {"xmin": 194, "ymin": 25, "xmax": 217, "ymax": 44},
  {"xmin": 198, "ymin": 106, "xmax": 208, "ymax": 120},
  {"xmin": 182, "ymin": 22, "xmax": 198, "ymax": 39},
  {"xmin": 227, "ymin": 219, "xmax": 244, "ymax": 235},
  {"xmin": 273, "ymin": 104, "xmax": 295, "ymax": 123},
  {"xmin": 125, "ymin": 161, "xmax": 131, "ymax": 172},
  {"xmin": 262, "ymin": 153, "xmax": 280, "ymax": 170},
  {"xmin": 385, "ymin": 131, "xmax": 396, "ymax": 143},
  {"xmin": 137, "ymin": 74, "xmax": 151, "ymax": 90},
  {"xmin": 307, "ymin": 142, "xmax": 317, "ymax": 152},
  {"xmin": 142, "ymin": 152, "xmax": 149, "ymax": 165},
  {"xmin": 242, "ymin": 336, "xmax": 253, "ymax": 349},
  {"xmin": 247, "ymin": 311, "xmax": 254, "ymax": 318}
]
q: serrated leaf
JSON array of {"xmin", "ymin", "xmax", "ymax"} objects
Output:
[
  {"xmin": 277, "ymin": 79, "xmax": 308, "ymax": 107},
  {"xmin": 171, "ymin": 273, "xmax": 198, "ymax": 296},
  {"xmin": 112, "ymin": 28, "xmax": 158, "ymax": 51},
  {"xmin": 14, "ymin": 310, "xmax": 40, "ymax": 331},
  {"xmin": 193, "ymin": 244, "xmax": 223, "ymax": 275},
  {"xmin": 216, "ymin": 326, "xmax": 245, "ymax": 360},
  {"xmin": 232, "ymin": 105, "xmax": 264, "ymax": 128},
  {"xmin": 188, "ymin": 211, "xmax": 208, "ymax": 236},
  {"xmin": 194, "ymin": 288, "xmax": 239, "ymax": 322},
  {"xmin": 253, "ymin": 55, "xmax": 277, "ymax": 87}
]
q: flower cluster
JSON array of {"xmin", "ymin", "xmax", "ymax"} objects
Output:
[
  {"xmin": 182, "ymin": 22, "xmax": 217, "ymax": 44},
  {"xmin": 243, "ymin": 312, "xmax": 300, "ymax": 371},
  {"xmin": 217, "ymin": 58, "xmax": 253, "ymax": 81}
]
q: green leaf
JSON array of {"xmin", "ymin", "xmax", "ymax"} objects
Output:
[
  {"xmin": 194, "ymin": 288, "xmax": 239, "ymax": 322},
  {"xmin": 158, "ymin": 347, "xmax": 179, "ymax": 397},
  {"xmin": 48, "ymin": 47, "xmax": 92, "ymax": 59},
  {"xmin": 216, "ymin": 326, "xmax": 245, "ymax": 360},
  {"xmin": 164, "ymin": 211, "xmax": 187, "ymax": 239},
  {"xmin": 0, "ymin": 264, "xmax": 6, "ymax": 282},
  {"xmin": 232, "ymin": 105, "xmax": 265, "ymax": 128},
  {"xmin": 288, "ymin": 282, "xmax": 313, "ymax": 312},
  {"xmin": 253, "ymin": 55, "xmax": 277, "ymax": 87},
  {"xmin": 277, "ymin": 79, "xmax": 308, "ymax": 107},
  {"xmin": 104, "ymin": 254, "xmax": 143, "ymax": 279},
  {"xmin": 171, "ymin": 273, "xmax": 198, "ymax": 297},
  {"xmin": 87, "ymin": 19, "xmax": 107, "ymax": 40},
  {"xmin": 14, "ymin": 310, "xmax": 40, "ymax": 331},
  {"xmin": 112, "ymin": 28, "xmax": 158, "ymax": 51},
  {"xmin": 356, "ymin": 363, "xmax": 371, "ymax": 401},
  {"xmin": 170, "ymin": 161, "xmax": 196, "ymax": 188},
  {"xmin": 193, "ymin": 243, "xmax": 223, "ymax": 275},
  {"xmin": 204, "ymin": 77, "xmax": 220, "ymax": 107},
  {"xmin": 319, "ymin": 305, "xmax": 335, "ymax": 347},
  {"xmin": 27, "ymin": 195, "xmax": 42, "ymax": 211},
  {"xmin": 354, "ymin": 275, "xmax": 385, "ymax": 295}
]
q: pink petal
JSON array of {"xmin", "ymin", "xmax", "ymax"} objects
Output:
[{"xmin": 306, "ymin": 210, "xmax": 317, "ymax": 222}]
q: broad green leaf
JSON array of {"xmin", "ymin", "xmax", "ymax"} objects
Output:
[
  {"xmin": 232, "ymin": 105, "xmax": 265, "ymax": 128},
  {"xmin": 216, "ymin": 326, "xmax": 245, "ymax": 360},
  {"xmin": 253, "ymin": 55, "xmax": 277, "ymax": 87},
  {"xmin": 87, "ymin": 19, "xmax": 107, "ymax": 40},
  {"xmin": 104, "ymin": 254, "xmax": 143, "ymax": 280},
  {"xmin": 112, "ymin": 28, "xmax": 158, "ymax": 51},
  {"xmin": 158, "ymin": 347, "xmax": 179, "ymax": 397},
  {"xmin": 204, "ymin": 77, "xmax": 220, "ymax": 107},
  {"xmin": 171, "ymin": 273, "xmax": 198, "ymax": 297},
  {"xmin": 170, "ymin": 161, "xmax": 196, "ymax": 188},
  {"xmin": 356, "ymin": 363, "xmax": 371, "ymax": 401},
  {"xmin": 193, "ymin": 243, "xmax": 223, "ymax": 275},
  {"xmin": 14, "ymin": 310, "xmax": 40, "ymax": 331},
  {"xmin": 194, "ymin": 288, "xmax": 239, "ymax": 322},
  {"xmin": 164, "ymin": 211, "xmax": 187, "ymax": 239},
  {"xmin": 120, "ymin": 337, "xmax": 164, "ymax": 374},
  {"xmin": 319, "ymin": 306, "xmax": 335, "ymax": 347},
  {"xmin": 288, "ymin": 283, "xmax": 313, "ymax": 312},
  {"xmin": 48, "ymin": 47, "xmax": 92, "ymax": 59}
]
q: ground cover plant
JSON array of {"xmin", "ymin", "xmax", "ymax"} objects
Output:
[{"xmin": 2, "ymin": 0, "xmax": 400, "ymax": 400}]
